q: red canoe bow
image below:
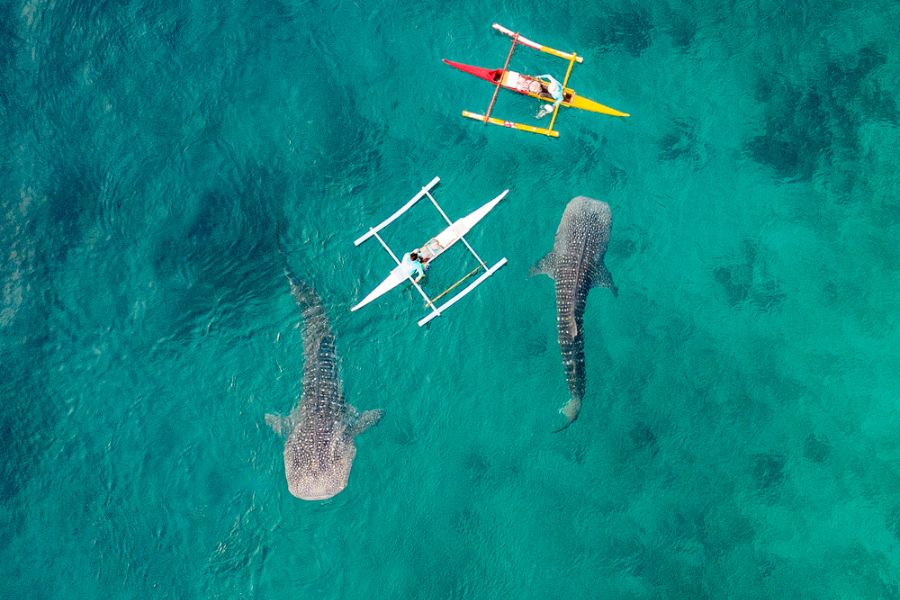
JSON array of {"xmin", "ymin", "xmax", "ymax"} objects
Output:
[{"xmin": 442, "ymin": 59, "xmax": 503, "ymax": 84}]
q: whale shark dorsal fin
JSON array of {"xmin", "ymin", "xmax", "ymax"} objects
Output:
[
  {"xmin": 349, "ymin": 408, "xmax": 384, "ymax": 437},
  {"xmin": 529, "ymin": 252, "xmax": 557, "ymax": 279},
  {"xmin": 567, "ymin": 315, "xmax": 578, "ymax": 337},
  {"xmin": 589, "ymin": 263, "xmax": 618, "ymax": 297}
]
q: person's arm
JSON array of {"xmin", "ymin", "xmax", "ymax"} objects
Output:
[{"xmin": 413, "ymin": 266, "xmax": 425, "ymax": 283}]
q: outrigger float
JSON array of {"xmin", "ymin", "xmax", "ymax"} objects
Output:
[
  {"xmin": 444, "ymin": 23, "xmax": 630, "ymax": 138},
  {"xmin": 352, "ymin": 177, "xmax": 508, "ymax": 327}
]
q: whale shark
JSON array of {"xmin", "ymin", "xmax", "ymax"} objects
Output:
[
  {"xmin": 531, "ymin": 196, "xmax": 617, "ymax": 431},
  {"xmin": 266, "ymin": 274, "xmax": 382, "ymax": 500}
]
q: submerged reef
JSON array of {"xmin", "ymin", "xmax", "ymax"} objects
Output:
[
  {"xmin": 712, "ymin": 239, "xmax": 785, "ymax": 310},
  {"xmin": 747, "ymin": 45, "xmax": 897, "ymax": 182},
  {"xmin": 582, "ymin": 5, "xmax": 655, "ymax": 57}
]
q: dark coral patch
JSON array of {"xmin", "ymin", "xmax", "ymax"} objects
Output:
[
  {"xmin": 629, "ymin": 421, "xmax": 658, "ymax": 457},
  {"xmin": 887, "ymin": 504, "xmax": 900, "ymax": 541},
  {"xmin": 449, "ymin": 507, "xmax": 480, "ymax": 537},
  {"xmin": 714, "ymin": 264, "xmax": 752, "ymax": 306},
  {"xmin": 714, "ymin": 240, "xmax": 785, "ymax": 311},
  {"xmin": 753, "ymin": 453, "xmax": 786, "ymax": 490},
  {"xmin": 659, "ymin": 119, "xmax": 709, "ymax": 169},
  {"xmin": 803, "ymin": 433, "xmax": 831, "ymax": 463},
  {"xmin": 747, "ymin": 87, "xmax": 833, "ymax": 180},
  {"xmin": 747, "ymin": 46, "xmax": 897, "ymax": 181},
  {"xmin": 587, "ymin": 7, "xmax": 655, "ymax": 57},
  {"xmin": 462, "ymin": 451, "xmax": 490, "ymax": 482},
  {"xmin": 666, "ymin": 11, "xmax": 697, "ymax": 50}
]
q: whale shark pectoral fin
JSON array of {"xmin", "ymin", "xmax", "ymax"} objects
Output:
[
  {"xmin": 349, "ymin": 408, "xmax": 384, "ymax": 437},
  {"xmin": 528, "ymin": 252, "xmax": 557, "ymax": 279},
  {"xmin": 590, "ymin": 263, "xmax": 618, "ymax": 297},
  {"xmin": 265, "ymin": 413, "xmax": 290, "ymax": 437}
]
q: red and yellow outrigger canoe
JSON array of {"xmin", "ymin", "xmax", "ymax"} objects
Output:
[{"xmin": 443, "ymin": 23, "xmax": 631, "ymax": 138}]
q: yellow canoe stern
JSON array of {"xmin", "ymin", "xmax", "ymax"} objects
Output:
[
  {"xmin": 565, "ymin": 90, "xmax": 630, "ymax": 117},
  {"xmin": 518, "ymin": 86, "xmax": 630, "ymax": 118}
]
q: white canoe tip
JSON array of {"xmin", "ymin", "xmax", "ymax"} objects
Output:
[{"xmin": 350, "ymin": 294, "xmax": 377, "ymax": 313}]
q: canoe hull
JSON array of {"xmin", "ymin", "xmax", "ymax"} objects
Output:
[
  {"xmin": 442, "ymin": 59, "xmax": 629, "ymax": 118},
  {"xmin": 351, "ymin": 190, "xmax": 508, "ymax": 312}
]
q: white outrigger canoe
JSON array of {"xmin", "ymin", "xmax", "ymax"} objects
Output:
[{"xmin": 352, "ymin": 177, "xmax": 509, "ymax": 326}]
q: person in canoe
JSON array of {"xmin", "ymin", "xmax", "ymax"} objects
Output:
[
  {"xmin": 401, "ymin": 251, "xmax": 428, "ymax": 283},
  {"xmin": 535, "ymin": 74, "xmax": 564, "ymax": 119},
  {"xmin": 421, "ymin": 238, "xmax": 443, "ymax": 258}
]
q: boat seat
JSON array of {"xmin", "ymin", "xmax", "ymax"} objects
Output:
[{"xmin": 502, "ymin": 71, "xmax": 523, "ymax": 90}]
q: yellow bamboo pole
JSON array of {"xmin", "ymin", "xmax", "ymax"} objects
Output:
[
  {"xmin": 462, "ymin": 111, "xmax": 560, "ymax": 137},
  {"xmin": 424, "ymin": 265, "xmax": 483, "ymax": 307},
  {"xmin": 547, "ymin": 52, "xmax": 578, "ymax": 134}
]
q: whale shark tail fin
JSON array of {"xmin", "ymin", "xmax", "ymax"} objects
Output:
[
  {"xmin": 553, "ymin": 397, "xmax": 582, "ymax": 432},
  {"xmin": 275, "ymin": 219, "xmax": 321, "ymax": 311}
]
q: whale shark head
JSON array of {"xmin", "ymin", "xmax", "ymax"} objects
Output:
[
  {"xmin": 268, "ymin": 404, "xmax": 383, "ymax": 501},
  {"xmin": 284, "ymin": 432, "xmax": 357, "ymax": 501}
]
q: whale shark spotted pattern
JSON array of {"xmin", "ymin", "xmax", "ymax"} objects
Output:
[
  {"xmin": 532, "ymin": 196, "xmax": 617, "ymax": 430},
  {"xmin": 266, "ymin": 275, "xmax": 382, "ymax": 500}
]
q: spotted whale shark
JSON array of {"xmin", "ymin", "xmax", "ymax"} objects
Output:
[
  {"xmin": 266, "ymin": 275, "xmax": 382, "ymax": 500},
  {"xmin": 531, "ymin": 196, "xmax": 617, "ymax": 431}
]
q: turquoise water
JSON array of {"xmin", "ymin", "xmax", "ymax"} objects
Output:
[{"xmin": 2, "ymin": 0, "xmax": 899, "ymax": 597}]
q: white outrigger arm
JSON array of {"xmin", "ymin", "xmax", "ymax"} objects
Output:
[
  {"xmin": 353, "ymin": 177, "xmax": 441, "ymax": 247},
  {"xmin": 492, "ymin": 23, "xmax": 584, "ymax": 63},
  {"xmin": 352, "ymin": 177, "xmax": 509, "ymax": 327}
]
